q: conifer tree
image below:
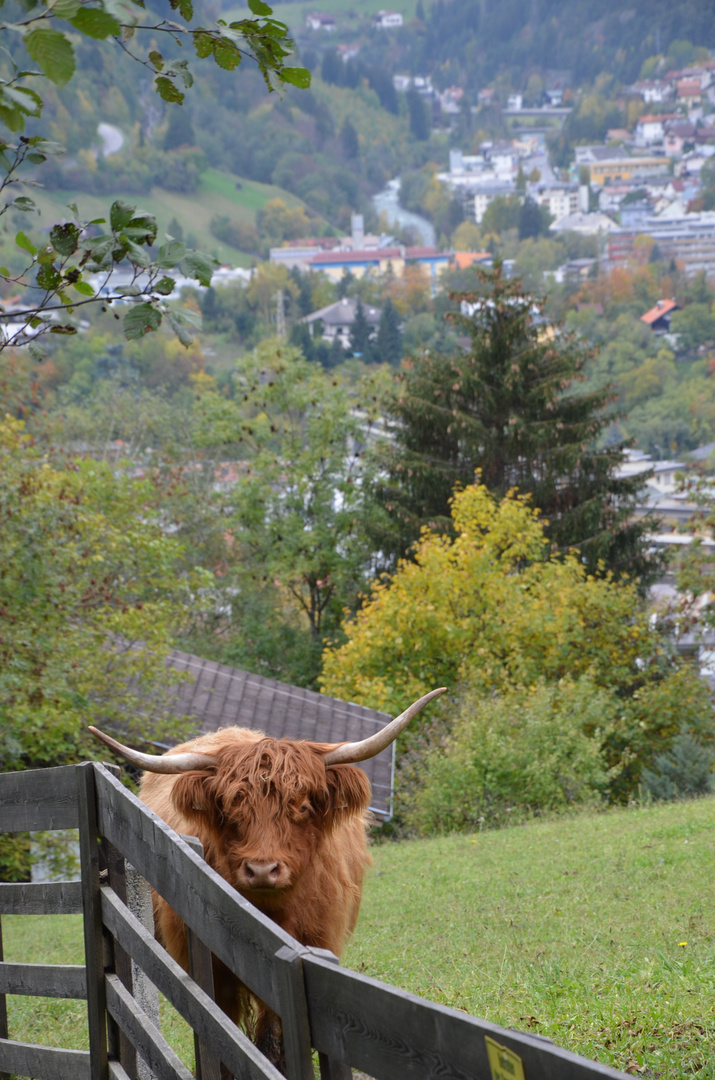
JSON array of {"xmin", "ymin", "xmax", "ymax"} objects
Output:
[
  {"xmin": 375, "ymin": 298, "xmax": 403, "ymax": 366},
  {"xmin": 375, "ymin": 262, "xmax": 663, "ymax": 585},
  {"xmin": 350, "ymin": 299, "xmax": 374, "ymax": 360}
]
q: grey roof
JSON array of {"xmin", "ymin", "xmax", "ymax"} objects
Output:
[
  {"xmin": 303, "ymin": 297, "xmax": 382, "ymax": 327},
  {"xmin": 158, "ymin": 650, "xmax": 395, "ymax": 819}
]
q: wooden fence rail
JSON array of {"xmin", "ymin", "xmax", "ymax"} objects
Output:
[{"xmin": 0, "ymin": 762, "xmax": 631, "ymax": 1080}]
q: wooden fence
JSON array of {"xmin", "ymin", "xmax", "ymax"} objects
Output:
[{"xmin": 0, "ymin": 762, "xmax": 631, "ymax": 1080}]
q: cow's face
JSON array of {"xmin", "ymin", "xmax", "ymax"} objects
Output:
[{"xmin": 170, "ymin": 739, "xmax": 371, "ymax": 905}]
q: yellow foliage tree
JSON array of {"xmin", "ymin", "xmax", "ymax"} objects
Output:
[{"xmin": 321, "ymin": 483, "xmax": 712, "ymax": 797}]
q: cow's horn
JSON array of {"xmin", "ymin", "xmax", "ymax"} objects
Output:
[
  {"xmin": 322, "ymin": 687, "xmax": 447, "ymax": 766},
  {"xmin": 88, "ymin": 726, "xmax": 218, "ymax": 773}
]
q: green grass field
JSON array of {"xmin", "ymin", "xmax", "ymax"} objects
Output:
[
  {"xmin": 225, "ymin": 0, "xmax": 418, "ymax": 33},
  {"xmin": 2, "ymin": 796, "xmax": 714, "ymax": 1077},
  {"xmin": 4, "ymin": 169, "xmax": 309, "ymax": 269}
]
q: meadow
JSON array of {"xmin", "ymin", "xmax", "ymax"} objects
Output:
[
  {"xmin": 3, "ymin": 795, "xmax": 714, "ymax": 1077},
  {"xmin": 3, "ymin": 169, "xmax": 310, "ymax": 269}
]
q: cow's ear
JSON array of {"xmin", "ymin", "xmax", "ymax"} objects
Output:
[
  {"xmin": 171, "ymin": 772, "xmax": 214, "ymax": 822},
  {"xmin": 324, "ymin": 764, "xmax": 371, "ymax": 823}
]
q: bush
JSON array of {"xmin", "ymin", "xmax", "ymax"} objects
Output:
[
  {"xmin": 403, "ymin": 678, "xmax": 616, "ymax": 835},
  {"xmin": 642, "ymin": 732, "xmax": 715, "ymax": 801}
]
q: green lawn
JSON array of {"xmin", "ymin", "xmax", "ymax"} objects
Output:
[
  {"xmin": 225, "ymin": 0, "xmax": 418, "ymax": 33},
  {"xmin": 345, "ymin": 796, "xmax": 715, "ymax": 1078},
  {"xmin": 2, "ymin": 796, "xmax": 714, "ymax": 1077},
  {"xmin": 3, "ymin": 169, "xmax": 310, "ymax": 269}
]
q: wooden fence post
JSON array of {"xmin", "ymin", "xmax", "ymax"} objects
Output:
[
  {"xmin": 180, "ymin": 836, "xmax": 221, "ymax": 1080},
  {"xmin": 273, "ymin": 946, "xmax": 314, "ymax": 1080},
  {"xmin": 125, "ymin": 861, "xmax": 161, "ymax": 1080},
  {"xmin": 0, "ymin": 916, "xmax": 8, "ymax": 1080},
  {"xmin": 307, "ymin": 950, "xmax": 352, "ymax": 1080},
  {"xmin": 76, "ymin": 761, "xmax": 110, "ymax": 1080}
]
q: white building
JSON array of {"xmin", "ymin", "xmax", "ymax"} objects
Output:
[
  {"xmin": 305, "ymin": 12, "xmax": 335, "ymax": 30},
  {"xmin": 372, "ymin": 10, "xmax": 403, "ymax": 28},
  {"xmin": 528, "ymin": 182, "xmax": 578, "ymax": 220},
  {"xmin": 473, "ymin": 181, "xmax": 520, "ymax": 224}
]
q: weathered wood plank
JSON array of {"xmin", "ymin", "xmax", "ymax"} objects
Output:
[
  {"xmin": 302, "ymin": 954, "xmax": 631, "ymax": 1080},
  {"xmin": 0, "ymin": 765, "xmax": 82, "ymax": 832},
  {"xmin": 0, "ymin": 881, "xmax": 83, "ymax": 915},
  {"xmin": 100, "ymin": 885, "xmax": 284, "ymax": 1080},
  {"xmin": 106, "ymin": 973, "xmax": 194, "ymax": 1080},
  {"xmin": 76, "ymin": 761, "xmax": 110, "ymax": 1080},
  {"xmin": 0, "ymin": 1038, "xmax": 90, "ymax": 1080},
  {"xmin": 93, "ymin": 764, "xmax": 295, "ymax": 1013},
  {"xmin": 180, "ymin": 836, "xmax": 221, "ymax": 1080},
  {"xmin": 0, "ymin": 961, "xmax": 86, "ymax": 999},
  {"xmin": 0, "ymin": 918, "xmax": 7, "ymax": 1080},
  {"xmin": 273, "ymin": 946, "xmax": 315, "ymax": 1080}
]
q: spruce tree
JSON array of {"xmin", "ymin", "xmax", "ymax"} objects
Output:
[
  {"xmin": 350, "ymin": 299, "xmax": 374, "ymax": 360},
  {"xmin": 375, "ymin": 298, "xmax": 403, "ymax": 366},
  {"xmin": 375, "ymin": 262, "xmax": 663, "ymax": 585}
]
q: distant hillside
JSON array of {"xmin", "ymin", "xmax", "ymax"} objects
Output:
[{"xmin": 420, "ymin": 0, "xmax": 715, "ymax": 90}]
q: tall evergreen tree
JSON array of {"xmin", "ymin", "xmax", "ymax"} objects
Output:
[
  {"xmin": 407, "ymin": 88, "xmax": 430, "ymax": 141},
  {"xmin": 350, "ymin": 299, "xmax": 374, "ymax": 360},
  {"xmin": 374, "ymin": 298, "xmax": 403, "ymax": 366},
  {"xmin": 374, "ymin": 262, "xmax": 663, "ymax": 585},
  {"xmin": 340, "ymin": 119, "xmax": 360, "ymax": 159}
]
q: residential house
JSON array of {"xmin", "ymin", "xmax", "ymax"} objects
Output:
[
  {"xmin": 305, "ymin": 12, "xmax": 336, "ymax": 30},
  {"xmin": 472, "ymin": 180, "xmax": 519, "ymax": 224},
  {"xmin": 550, "ymin": 211, "xmax": 619, "ymax": 235},
  {"xmin": 677, "ymin": 78, "xmax": 702, "ymax": 108},
  {"xmin": 528, "ymin": 181, "xmax": 578, "ymax": 220},
  {"xmin": 641, "ymin": 298, "xmax": 680, "ymax": 333},
  {"xmin": 372, "ymin": 9, "xmax": 403, "ymax": 28},
  {"xmin": 630, "ymin": 80, "xmax": 673, "ymax": 105},
  {"xmin": 301, "ymin": 296, "xmax": 381, "ymax": 347},
  {"xmin": 506, "ymin": 94, "xmax": 523, "ymax": 111},
  {"xmin": 634, "ymin": 114, "xmax": 678, "ymax": 147},
  {"xmin": 665, "ymin": 122, "xmax": 696, "ymax": 157}
]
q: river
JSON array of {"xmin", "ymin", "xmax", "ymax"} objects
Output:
[{"xmin": 372, "ymin": 178, "xmax": 435, "ymax": 247}]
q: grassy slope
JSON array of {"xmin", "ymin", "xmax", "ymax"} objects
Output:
[
  {"xmin": 345, "ymin": 797, "xmax": 715, "ymax": 1078},
  {"xmin": 9, "ymin": 169, "xmax": 308, "ymax": 269},
  {"xmin": 226, "ymin": 0, "xmax": 418, "ymax": 31},
  {"xmin": 3, "ymin": 797, "xmax": 713, "ymax": 1077}
]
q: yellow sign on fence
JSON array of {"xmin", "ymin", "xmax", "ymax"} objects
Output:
[{"xmin": 485, "ymin": 1036, "xmax": 526, "ymax": 1080}]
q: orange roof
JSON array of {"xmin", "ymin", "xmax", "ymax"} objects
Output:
[
  {"xmin": 641, "ymin": 298, "xmax": 679, "ymax": 325},
  {"xmin": 452, "ymin": 251, "xmax": 492, "ymax": 269}
]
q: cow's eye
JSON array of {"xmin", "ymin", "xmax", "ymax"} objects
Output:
[{"xmin": 299, "ymin": 802, "xmax": 312, "ymax": 816}]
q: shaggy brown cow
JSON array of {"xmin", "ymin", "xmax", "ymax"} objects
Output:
[{"xmin": 89, "ymin": 687, "xmax": 445, "ymax": 1069}]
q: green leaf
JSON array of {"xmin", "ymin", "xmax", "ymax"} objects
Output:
[
  {"xmin": 14, "ymin": 196, "xmax": 38, "ymax": 213},
  {"xmin": 72, "ymin": 279, "xmax": 95, "ymax": 297},
  {"xmin": 50, "ymin": 222, "xmax": 79, "ymax": 256},
  {"xmin": 180, "ymin": 250, "xmax": 216, "ymax": 287},
  {"xmin": 247, "ymin": 0, "xmax": 272, "ymax": 14},
  {"xmin": 212, "ymin": 40, "xmax": 240, "ymax": 71},
  {"xmin": 49, "ymin": 324, "xmax": 78, "ymax": 334},
  {"xmin": 123, "ymin": 302, "xmax": 162, "ymax": 340},
  {"xmin": 154, "ymin": 276, "xmax": 175, "ymax": 295},
  {"xmin": 49, "ymin": 0, "xmax": 81, "ymax": 17},
  {"xmin": 25, "ymin": 28, "xmax": 75, "ymax": 87},
  {"xmin": 16, "ymin": 231, "xmax": 37, "ymax": 256},
  {"xmin": 280, "ymin": 66, "xmax": 311, "ymax": 89},
  {"xmin": 155, "ymin": 76, "xmax": 184, "ymax": 104},
  {"xmin": 70, "ymin": 8, "xmax": 121, "ymax": 38},
  {"xmin": 148, "ymin": 49, "xmax": 164, "ymax": 71},
  {"xmin": 37, "ymin": 244, "xmax": 56, "ymax": 265},
  {"xmin": 0, "ymin": 267, "xmax": 10, "ymax": 277},
  {"xmin": 37, "ymin": 264, "xmax": 62, "ymax": 290},
  {"xmin": 110, "ymin": 200, "xmax": 136, "ymax": 231},
  {"xmin": 168, "ymin": 0, "xmax": 193, "ymax": 18},
  {"xmin": 157, "ymin": 240, "xmax": 186, "ymax": 267},
  {"xmin": 167, "ymin": 308, "xmax": 194, "ymax": 347},
  {"xmin": 193, "ymin": 32, "xmax": 215, "ymax": 59},
  {"xmin": 27, "ymin": 151, "xmax": 46, "ymax": 163},
  {"xmin": 122, "ymin": 238, "xmax": 151, "ymax": 268}
]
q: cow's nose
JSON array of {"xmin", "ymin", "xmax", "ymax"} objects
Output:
[{"xmin": 243, "ymin": 861, "xmax": 281, "ymax": 888}]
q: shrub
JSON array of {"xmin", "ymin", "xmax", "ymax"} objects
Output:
[
  {"xmin": 404, "ymin": 678, "xmax": 616, "ymax": 836},
  {"xmin": 642, "ymin": 732, "xmax": 715, "ymax": 801}
]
